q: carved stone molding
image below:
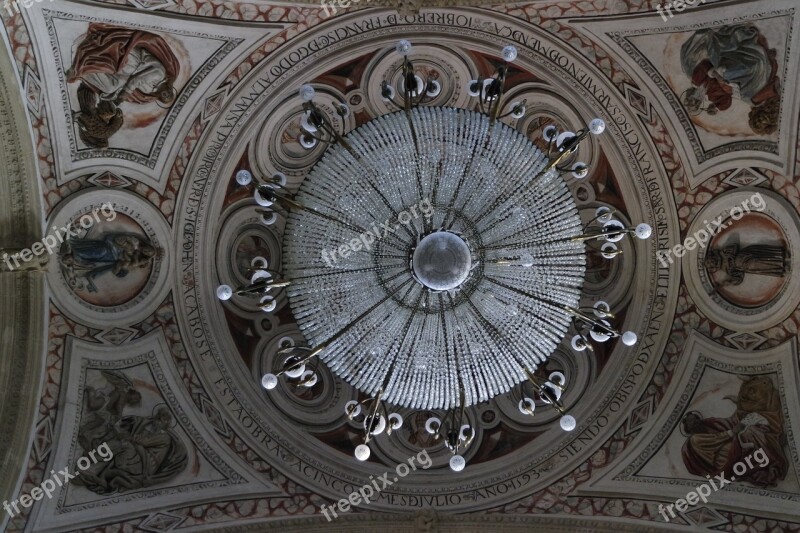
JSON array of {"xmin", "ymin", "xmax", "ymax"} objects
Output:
[
  {"xmin": 0, "ymin": 36, "xmax": 47, "ymax": 533},
  {"xmin": 212, "ymin": 510, "xmax": 675, "ymax": 532}
]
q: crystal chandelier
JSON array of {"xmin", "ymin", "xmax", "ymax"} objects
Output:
[{"xmin": 218, "ymin": 41, "xmax": 652, "ymax": 471}]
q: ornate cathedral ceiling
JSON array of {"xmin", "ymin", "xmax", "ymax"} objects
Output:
[{"xmin": 1, "ymin": 0, "xmax": 799, "ymax": 531}]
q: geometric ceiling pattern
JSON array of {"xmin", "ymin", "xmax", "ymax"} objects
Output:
[{"xmin": 1, "ymin": 0, "xmax": 799, "ymax": 531}]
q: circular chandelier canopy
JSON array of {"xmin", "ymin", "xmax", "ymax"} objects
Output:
[{"xmin": 282, "ymin": 106, "xmax": 586, "ymax": 410}]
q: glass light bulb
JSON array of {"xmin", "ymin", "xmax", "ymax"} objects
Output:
[
  {"xmin": 589, "ymin": 118, "xmax": 605, "ymax": 134},
  {"xmin": 396, "ymin": 39, "xmax": 412, "ymax": 56},
  {"xmin": 548, "ymin": 371, "xmax": 566, "ymax": 387},
  {"xmin": 272, "ymin": 172, "xmax": 287, "ymax": 187},
  {"xmin": 593, "ymin": 300, "xmax": 610, "ymax": 316},
  {"xmin": 299, "ymin": 135, "xmax": 317, "ymax": 149},
  {"xmin": 388, "ymin": 413, "xmax": 403, "ymax": 429},
  {"xmin": 560, "ymin": 414, "xmax": 577, "ymax": 431},
  {"xmin": 542, "ymin": 125, "xmax": 558, "ymax": 142},
  {"xmin": 254, "ymin": 189, "xmax": 273, "ymax": 207},
  {"xmin": 260, "ymin": 211, "xmax": 277, "ymax": 226},
  {"xmin": 571, "ymin": 334, "xmax": 587, "ymax": 352},
  {"xmin": 519, "ymin": 397, "xmax": 535, "ymax": 415},
  {"xmin": 426, "ymin": 79, "xmax": 441, "ymax": 98},
  {"xmin": 300, "ymin": 112, "xmax": 317, "ymax": 133},
  {"xmin": 571, "ymin": 163, "xmax": 588, "ymax": 179},
  {"xmin": 285, "ymin": 364, "xmax": 305, "ymax": 379},
  {"xmin": 261, "ymin": 373, "xmax": 278, "ymax": 390},
  {"xmin": 425, "ymin": 417, "xmax": 441, "ymax": 435},
  {"xmin": 260, "ymin": 296, "xmax": 276, "ymax": 313},
  {"xmin": 636, "ymin": 223, "xmax": 652, "ymax": 239},
  {"xmin": 622, "ymin": 331, "xmax": 638, "ymax": 346},
  {"xmin": 345, "ymin": 400, "xmax": 361, "ymax": 418},
  {"xmin": 501, "ymin": 45, "xmax": 518, "ymax": 62},
  {"xmin": 216, "ymin": 285, "xmax": 233, "ymax": 300},
  {"xmin": 449, "ymin": 454, "xmax": 466, "ymax": 472},
  {"xmin": 600, "ymin": 242, "xmax": 618, "ymax": 259},
  {"xmin": 299, "ymin": 84, "xmax": 316, "ymax": 102},
  {"xmin": 355, "ymin": 444, "xmax": 371, "ymax": 461},
  {"xmin": 595, "ymin": 206, "xmax": 612, "ymax": 222},
  {"xmin": 235, "ymin": 169, "xmax": 252, "ymax": 186}
]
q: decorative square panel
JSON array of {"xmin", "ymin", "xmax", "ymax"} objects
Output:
[
  {"xmin": 722, "ymin": 168, "xmax": 768, "ymax": 188},
  {"xmin": 87, "ymin": 171, "xmax": 133, "ymax": 189},
  {"xmin": 33, "ymin": 417, "xmax": 53, "ymax": 463},
  {"xmin": 725, "ymin": 331, "xmax": 768, "ymax": 351},
  {"xmin": 138, "ymin": 511, "xmax": 185, "ymax": 532},
  {"xmin": 23, "ymin": 67, "xmax": 42, "ymax": 116}
]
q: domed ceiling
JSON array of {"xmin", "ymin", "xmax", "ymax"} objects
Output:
[{"xmin": 1, "ymin": 0, "xmax": 799, "ymax": 531}]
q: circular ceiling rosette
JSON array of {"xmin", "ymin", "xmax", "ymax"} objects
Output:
[{"xmin": 283, "ymin": 106, "xmax": 585, "ymax": 410}]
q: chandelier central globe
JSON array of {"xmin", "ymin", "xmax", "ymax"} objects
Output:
[{"xmin": 412, "ymin": 231, "xmax": 472, "ymax": 291}]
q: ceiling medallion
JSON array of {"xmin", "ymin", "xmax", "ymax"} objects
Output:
[{"xmin": 217, "ymin": 41, "xmax": 652, "ymax": 472}]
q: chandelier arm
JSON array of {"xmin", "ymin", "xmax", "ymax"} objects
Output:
[
  {"xmin": 273, "ymin": 346, "xmax": 323, "ymax": 378},
  {"xmin": 571, "ymin": 227, "xmax": 636, "ymax": 242},
  {"xmin": 565, "ymin": 306, "xmax": 620, "ymax": 337},
  {"xmin": 522, "ymin": 367, "xmax": 566, "ymax": 415},
  {"xmin": 234, "ymin": 279, "xmax": 291, "ymax": 295},
  {"xmin": 362, "ymin": 389, "xmax": 384, "ymax": 444},
  {"xmin": 299, "ymin": 129, "xmax": 332, "ymax": 144},
  {"xmin": 488, "ymin": 66, "xmax": 508, "ymax": 125},
  {"xmin": 582, "ymin": 208, "xmax": 619, "ymax": 232},
  {"xmin": 304, "ymin": 101, "xmax": 355, "ymax": 154},
  {"xmin": 545, "ymin": 129, "xmax": 590, "ymax": 170}
]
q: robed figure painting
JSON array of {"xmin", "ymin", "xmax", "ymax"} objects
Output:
[
  {"xmin": 681, "ymin": 376, "xmax": 788, "ymax": 487},
  {"xmin": 67, "ymin": 23, "xmax": 181, "ymax": 148}
]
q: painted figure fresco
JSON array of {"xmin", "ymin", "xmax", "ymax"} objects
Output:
[
  {"xmin": 680, "ymin": 24, "xmax": 781, "ymax": 134},
  {"xmin": 67, "ymin": 23, "xmax": 180, "ymax": 148},
  {"xmin": 75, "ymin": 371, "xmax": 188, "ymax": 494},
  {"xmin": 705, "ymin": 243, "xmax": 788, "ymax": 289},
  {"xmin": 681, "ymin": 376, "xmax": 788, "ymax": 487},
  {"xmin": 60, "ymin": 233, "xmax": 158, "ymax": 294}
]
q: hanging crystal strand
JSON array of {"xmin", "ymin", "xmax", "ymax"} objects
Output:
[
  {"xmin": 466, "ymin": 127, "xmax": 549, "ymax": 224},
  {"xmin": 375, "ymin": 292, "xmax": 425, "ymax": 406},
  {"xmin": 416, "ymin": 107, "xmax": 440, "ymax": 211},
  {"xmin": 462, "ymin": 292, "xmax": 530, "ymax": 391},
  {"xmin": 448, "ymin": 120, "xmax": 517, "ymax": 225},
  {"xmin": 440, "ymin": 111, "xmax": 492, "ymax": 229}
]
